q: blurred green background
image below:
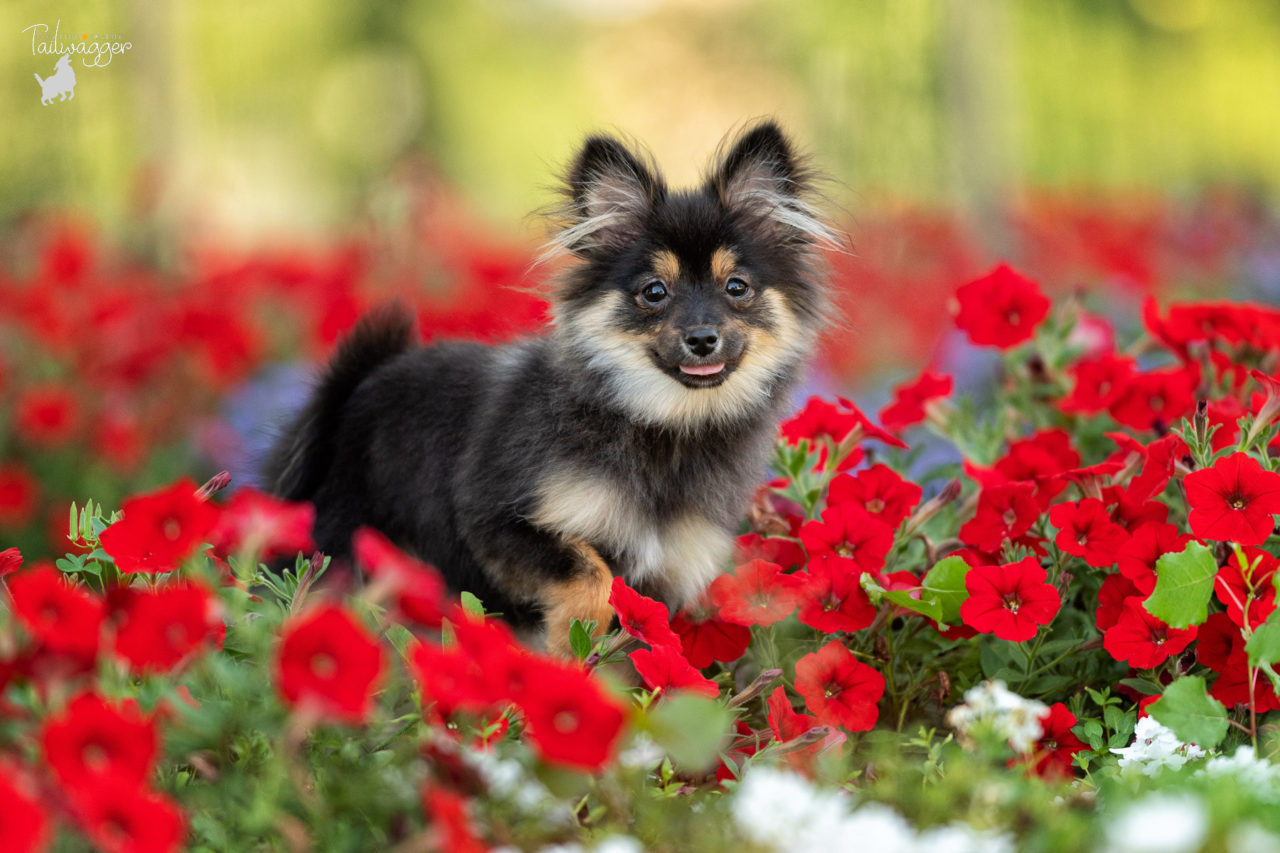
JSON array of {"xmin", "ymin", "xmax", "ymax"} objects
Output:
[{"xmin": 4, "ymin": 0, "xmax": 1280, "ymax": 246}]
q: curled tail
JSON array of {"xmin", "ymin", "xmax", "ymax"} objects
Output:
[{"xmin": 264, "ymin": 302, "xmax": 415, "ymax": 500}]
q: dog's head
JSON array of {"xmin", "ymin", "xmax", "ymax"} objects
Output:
[
  {"xmin": 548, "ymin": 121, "xmax": 835, "ymax": 431},
  {"xmin": 55, "ymin": 54, "xmax": 72, "ymax": 71}
]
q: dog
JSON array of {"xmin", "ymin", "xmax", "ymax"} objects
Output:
[
  {"xmin": 264, "ymin": 121, "xmax": 834, "ymax": 655},
  {"xmin": 35, "ymin": 55, "xmax": 76, "ymax": 105}
]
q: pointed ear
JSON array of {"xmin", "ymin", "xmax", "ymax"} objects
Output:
[
  {"xmin": 709, "ymin": 121, "xmax": 834, "ymax": 247},
  {"xmin": 554, "ymin": 135, "xmax": 662, "ymax": 257}
]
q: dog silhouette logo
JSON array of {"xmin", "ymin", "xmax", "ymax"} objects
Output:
[{"xmin": 34, "ymin": 54, "xmax": 76, "ymax": 104}]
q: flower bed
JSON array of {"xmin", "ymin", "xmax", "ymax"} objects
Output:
[{"xmin": 7, "ymin": 210, "xmax": 1280, "ymax": 850}]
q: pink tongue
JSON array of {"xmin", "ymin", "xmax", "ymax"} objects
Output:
[{"xmin": 680, "ymin": 363, "xmax": 725, "ymax": 376}]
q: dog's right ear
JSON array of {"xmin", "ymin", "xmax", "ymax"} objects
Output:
[{"xmin": 554, "ymin": 135, "xmax": 663, "ymax": 258}]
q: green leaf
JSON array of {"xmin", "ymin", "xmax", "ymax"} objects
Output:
[
  {"xmin": 568, "ymin": 620, "xmax": 593, "ymax": 661},
  {"xmin": 459, "ymin": 591, "xmax": 485, "ymax": 618},
  {"xmin": 645, "ymin": 693, "xmax": 732, "ymax": 773},
  {"xmin": 921, "ymin": 556, "xmax": 970, "ymax": 625},
  {"xmin": 878, "ymin": 587, "xmax": 941, "ymax": 622},
  {"xmin": 1247, "ymin": 610, "xmax": 1280, "ymax": 667},
  {"xmin": 1147, "ymin": 676, "xmax": 1229, "ymax": 750},
  {"xmin": 1144, "ymin": 542, "xmax": 1218, "ymax": 629}
]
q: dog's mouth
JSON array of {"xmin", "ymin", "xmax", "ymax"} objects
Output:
[{"xmin": 652, "ymin": 351, "xmax": 741, "ymax": 389}]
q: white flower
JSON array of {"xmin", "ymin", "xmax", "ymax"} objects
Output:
[
  {"xmin": 618, "ymin": 733, "xmax": 664, "ymax": 769},
  {"xmin": 1198, "ymin": 746, "xmax": 1280, "ymax": 797},
  {"xmin": 946, "ymin": 680, "xmax": 1048, "ymax": 753},
  {"xmin": 733, "ymin": 767, "xmax": 853, "ymax": 850},
  {"xmin": 593, "ymin": 837, "xmax": 644, "ymax": 853},
  {"xmin": 1100, "ymin": 794, "xmax": 1208, "ymax": 853},
  {"xmin": 840, "ymin": 803, "xmax": 915, "ymax": 853},
  {"xmin": 1110, "ymin": 717, "xmax": 1206, "ymax": 776},
  {"xmin": 916, "ymin": 823, "xmax": 1016, "ymax": 853}
]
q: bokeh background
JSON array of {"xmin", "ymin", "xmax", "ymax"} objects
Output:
[{"xmin": 3, "ymin": 0, "xmax": 1280, "ymax": 556}]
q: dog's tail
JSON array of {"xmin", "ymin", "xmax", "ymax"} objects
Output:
[
  {"xmin": 33, "ymin": 73, "xmax": 43, "ymax": 86},
  {"xmin": 264, "ymin": 302, "xmax": 416, "ymax": 500}
]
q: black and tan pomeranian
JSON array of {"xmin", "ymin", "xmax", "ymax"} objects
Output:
[{"xmin": 264, "ymin": 121, "xmax": 834, "ymax": 654}]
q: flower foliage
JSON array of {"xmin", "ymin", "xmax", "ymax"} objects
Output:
[{"xmin": 10, "ymin": 241, "xmax": 1280, "ymax": 850}]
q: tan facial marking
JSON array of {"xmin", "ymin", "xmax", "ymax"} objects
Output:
[
  {"xmin": 652, "ymin": 249, "xmax": 681, "ymax": 284},
  {"xmin": 542, "ymin": 539, "xmax": 614, "ymax": 658},
  {"xmin": 711, "ymin": 247, "xmax": 738, "ymax": 282}
]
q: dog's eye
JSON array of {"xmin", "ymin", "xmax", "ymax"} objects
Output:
[
  {"xmin": 640, "ymin": 280, "xmax": 669, "ymax": 305},
  {"xmin": 725, "ymin": 277, "xmax": 751, "ymax": 299}
]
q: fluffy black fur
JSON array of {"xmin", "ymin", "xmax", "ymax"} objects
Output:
[{"xmin": 264, "ymin": 121, "xmax": 833, "ymax": 639}]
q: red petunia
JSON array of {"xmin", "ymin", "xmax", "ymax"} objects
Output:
[
  {"xmin": 1096, "ymin": 573, "xmax": 1143, "ymax": 632},
  {"xmin": 354, "ymin": 528, "xmax": 447, "ymax": 629},
  {"xmin": 781, "ymin": 397, "xmax": 906, "ymax": 451},
  {"xmin": 410, "ymin": 640, "xmax": 496, "ymax": 718},
  {"xmin": 1049, "ymin": 499, "xmax": 1130, "ymax": 568},
  {"xmin": 111, "ymin": 581, "xmax": 224, "ymax": 673},
  {"xmin": 708, "ymin": 559, "xmax": 803, "ymax": 627},
  {"xmin": 1014, "ymin": 702, "xmax": 1086, "ymax": 780},
  {"xmin": 990, "ymin": 429, "xmax": 1082, "ymax": 509},
  {"xmin": 794, "ymin": 559, "xmax": 877, "ymax": 634},
  {"xmin": 766, "ymin": 686, "xmax": 822, "ymax": 743},
  {"xmin": 41, "ymin": 693, "xmax": 157, "ymax": 791},
  {"xmin": 74, "ymin": 780, "xmax": 186, "ymax": 853},
  {"xmin": 827, "ymin": 465, "xmax": 922, "ymax": 529},
  {"xmin": 609, "ymin": 577, "xmax": 681, "ymax": 650},
  {"xmin": 957, "ymin": 482, "xmax": 1040, "ymax": 553},
  {"xmin": 793, "ymin": 640, "xmax": 884, "ymax": 732},
  {"xmin": 669, "ymin": 608, "xmax": 752, "ymax": 669},
  {"xmin": 1115, "ymin": 433, "xmax": 1189, "ymax": 503},
  {"xmin": 1107, "ymin": 366, "xmax": 1197, "ymax": 432},
  {"xmin": 1196, "ymin": 612, "xmax": 1280, "ymax": 713},
  {"xmin": 766, "ymin": 686, "xmax": 845, "ymax": 755},
  {"xmin": 878, "ymin": 371, "xmax": 953, "ymax": 432},
  {"xmin": 99, "ymin": 479, "xmax": 218, "ymax": 574},
  {"xmin": 1059, "ymin": 353, "xmax": 1136, "ymax": 415},
  {"xmin": 780, "ymin": 397, "xmax": 863, "ymax": 446},
  {"xmin": 959, "ymin": 557, "xmax": 1061, "ymax": 642},
  {"xmin": 0, "ymin": 547, "xmax": 23, "ymax": 577},
  {"xmin": 0, "ymin": 765, "xmax": 50, "ymax": 853},
  {"xmin": 630, "ymin": 644, "xmax": 719, "ymax": 698},
  {"xmin": 1184, "ymin": 452, "xmax": 1280, "ymax": 545},
  {"xmin": 15, "ymin": 383, "xmax": 81, "ymax": 448},
  {"xmin": 276, "ymin": 604, "xmax": 385, "ymax": 723},
  {"xmin": 209, "ymin": 487, "xmax": 315, "ymax": 562},
  {"xmin": 8, "ymin": 565, "xmax": 104, "ymax": 660},
  {"xmin": 1214, "ymin": 546, "xmax": 1278, "ymax": 629},
  {"xmin": 735, "ymin": 533, "xmax": 807, "ymax": 571},
  {"xmin": 951, "ymin": 263, "xmax": 1050, "ymax": 349},
  {"xmin": 422, "ymin": 786, "xmax": 488, "ymax": 853},
  {"xmin": 799, "ymin": 504, "xmax": 894, "ymax": 575},
  {"xmin": 1103, "ymin": 599, "xmax": 1197, "ymax": 669},
  {"xmin": 512, "ymin": 656, "xmax": 627, "ymax": 771},
  {"xmin": 0, "ymin": 465, "xmax": 39, "ymax": 529},
  {"xmin": 1115, "ymin": 523, "xmax": 1192, "ymax": 596}
]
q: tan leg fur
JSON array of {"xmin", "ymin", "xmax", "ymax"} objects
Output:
[{"xmin": 542, "ymin": 539, "xmax": 615, "ymax": 658}]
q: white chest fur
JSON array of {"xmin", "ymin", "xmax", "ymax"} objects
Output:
[{"xmin": 529, "ymin": 471, "xmax": 733, "ymax": 605}]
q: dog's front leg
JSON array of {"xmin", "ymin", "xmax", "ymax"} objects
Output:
[
  {"xmin": 540, "ymin": 538, "xmax": 615, "ymax": 659},
  {"xmin": 458, "ymin": 514, "xmax": 615, "ymax": 658}
]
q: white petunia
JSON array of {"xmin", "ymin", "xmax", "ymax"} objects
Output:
[
  {"xmin": 1101, "ymin": 794, "xmax": 1208, "ymax": 853},
  {"xmin": 1110, "ymin": 717, "xmax": 1205, "ymax": 776},
  {"xmin": 946, "ymin": 680, "xmax": 1048, "ymax": 753},
  {"xmin": 1198, "ymin": 746, "xmax": 1280, "ymax": 797}
]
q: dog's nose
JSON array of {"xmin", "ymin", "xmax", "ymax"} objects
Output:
[{"xmin": 684, "ymin": 327, "xmax": 720, "ymax": 357}]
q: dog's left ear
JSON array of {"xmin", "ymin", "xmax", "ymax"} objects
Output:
[{"xmin": 708, "ymin": 121, "xmax": 833, "ymax": 247}]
